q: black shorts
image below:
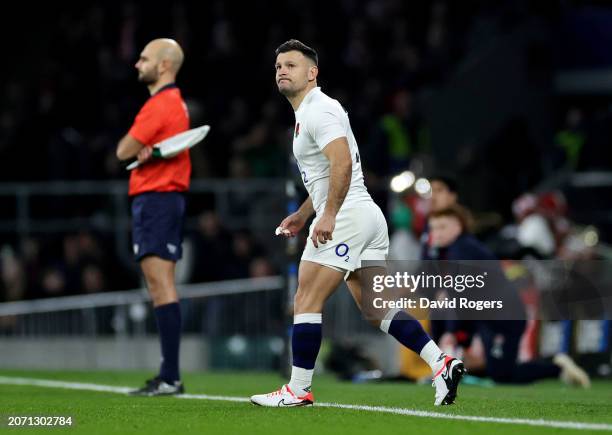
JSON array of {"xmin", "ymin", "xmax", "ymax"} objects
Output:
[{"xmin": 131, "ymin": 192, "xmax": 186, "ymax": 262}]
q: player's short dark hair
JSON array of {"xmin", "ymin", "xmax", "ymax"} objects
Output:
[
  {"xmin": 430, "ymin": 173, "xmax": 458, "ymax": 193},
  {"xmin": 275, "ymin": 39, "xmax": 318, "ymax": 66}
]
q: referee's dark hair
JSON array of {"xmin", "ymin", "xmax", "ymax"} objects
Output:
[{"xmin": 276, "ymin": 39, "xmax": 318, "ymax": 66}]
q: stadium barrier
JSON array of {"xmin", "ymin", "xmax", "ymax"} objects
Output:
[{"xmin": 0, "ymin": 277, "xmax": 398, "ymax": 374}]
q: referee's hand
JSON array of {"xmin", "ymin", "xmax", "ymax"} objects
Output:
[
  {"xmin": 311, "ymin": 213, "xmax": 335, "ymax": 248},
  {"xmin": 137, "ymin": 146, "xmax": 153, "ymax": 165}
]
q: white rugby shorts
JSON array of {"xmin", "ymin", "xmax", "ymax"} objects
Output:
[{"xmin": 301, "ymin": 202, "xmax": 389, "ymax": 273}]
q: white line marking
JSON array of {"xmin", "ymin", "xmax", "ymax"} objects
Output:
[{"xmin": 0, "ymin": 376, "xmax": 610, "ymax": 431}]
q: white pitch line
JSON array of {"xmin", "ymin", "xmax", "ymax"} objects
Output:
[
  {"xmin": 0, "ymin": 376, "xmax": 133, "ymax": 394},
  {"xmin": 1, "ymin": 376, "xmax": 611, "ymax": 432}
]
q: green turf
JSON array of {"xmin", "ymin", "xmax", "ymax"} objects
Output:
[{"xmin": 0, "ymin": 370, "xmax": 611, "ymax": 434}]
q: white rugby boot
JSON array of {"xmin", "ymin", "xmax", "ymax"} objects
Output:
[
  {"xmin": 251, "ymin": 384, "xmax": 314, "ymax": 407},
  {"xmin": 432, "ymin": 355, "xmax": 466, "ymax": 406}
]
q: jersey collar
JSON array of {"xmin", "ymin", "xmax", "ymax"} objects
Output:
[
  {"xmin": 153, "ymin": 83, "xmax": 178, "ymax": 96},
  {"xmin": 296, "ymin": 86, "xmax": 320, "ymax": 112}
]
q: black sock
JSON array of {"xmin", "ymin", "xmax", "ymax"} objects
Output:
[
  {"xmin": 154, "ymin": 302, "xmax": 181, "ymax": 383},
  {"xmin": 387, "ymin": 311, "xmax": 431, "ymax": 354}
]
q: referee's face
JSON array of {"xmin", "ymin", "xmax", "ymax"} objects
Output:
[
  {"xmin": 275, "ymin": 51, "xmax": 316, "ymax": 97},
  {"xmin": 135, "ymin": 45, "xmax": 159, "ymax": 85}
]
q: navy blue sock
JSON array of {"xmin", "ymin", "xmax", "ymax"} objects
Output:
[
  {"xmin": 387, "ymin": 311, "xmax": 431, "ymax": 354},
  {"xmin": 292, "ymin": 322, "xmax": 322, "ymax": 370},
  {"xmin": 154, "ymin": 302, "xmax": 181, "ymax": 383}
]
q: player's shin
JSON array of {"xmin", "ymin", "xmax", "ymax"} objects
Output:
[
  {"xmin": 380, "ymin": 309, "xmax": 444, "ymax": 371},
  {"xmin": 289, "ymin": 313, "xmax": 322, "ymax": 395}
]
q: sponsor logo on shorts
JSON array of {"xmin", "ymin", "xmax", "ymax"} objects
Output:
[
  {"xmin": 335, "ymin": 243, "xmax": 350, "ymax": 262},
  {"xmin": 166, "ymin": 243, "xmax": 177, "ymax": 254},
  {"xmin": 335, "ymin": 243, "xmax": 349, "ymax": 257},
  {"xmin": 133, "ymin": 244, "xmax": 139, "ymax": 255}
]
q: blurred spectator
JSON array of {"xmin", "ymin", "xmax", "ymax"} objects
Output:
[
  {"xmin": 366, "ymin": 89, "xmax": 429, "ymax": 176},
  {"xmin": 537, "ymin": 190, "xmax": 570, "ymax": 250},
  {"xmin": 421, "ymin": 174, "xmax": 469, "ymax": 260},
  {"xmin": 0, "ymin": 246, "xmax": 26, "ymax": 332},
  {"xmin": 506, "ymin": 191, "xmax": 571, "ymax": 259},
  {"xmin": 512, "ymin": 192, "xmax": 556, "ymax": 258},
  {"xmin": 429, "ymin": 175, "xmax": 458, "ymax": 213},
  {"xmin": 62, "ymin": 234, "xmax": 83, "ymax": 294},
  {"xmin": 40, "ymin": 267, "xmax": 66, "ymax": 298},
  {"xmin": 81, "ymin": 263, "xmax": 106, "ymax": 293},
  {"xmin": 249, "ymin": 257, "xmax": 276, "ymax": 278},
  {"xmin": 554, "ymin": 108, "xmax": 585, "ymax": 170},
  {"xmin": 190, "ymin": 211, "xmax": 234, "ymax": 283},
  {"xmin": 20, "ymin": 238, "xmax": 43, "ymax": 299},
  {"xmin": 232, "ymin": 108, "xmax": 285, "ymax": 177},
  {"xmin": 227, "ymin": 230, "xmax": 264, "ymax": 279},
  {"xmin": 0, "ymin": 245, "xmax": 26, "ymax": 302}
]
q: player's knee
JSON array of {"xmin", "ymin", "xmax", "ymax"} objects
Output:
[{"xmin": 293, "ymin": 288, "xmax": 323, "ymax": 313}]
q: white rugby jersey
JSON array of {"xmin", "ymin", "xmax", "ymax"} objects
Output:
[{"xmin": 293, "ymin": 87, "xmax": 372, "ymax": 215}]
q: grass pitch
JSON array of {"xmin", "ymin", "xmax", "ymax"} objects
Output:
[{"xmin": 0, "ymin": 369, "xmax": 611, "ymax": 434}]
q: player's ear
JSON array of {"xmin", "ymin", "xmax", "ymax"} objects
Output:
[{"xmin": 308, "ymin": 65, "xmax": 318, "ymax": 82}]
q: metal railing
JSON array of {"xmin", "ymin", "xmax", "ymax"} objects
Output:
[
  {"xmin": 0, "ymin": 178, "xmax": 286, "ymax": 234},
  {"xmin": 0, "ymin": 276, "xmax": 283, "ymax": 317},
  {"xmin": 0, "ymin": 178, "xmax": 287, "ymax": 272}
]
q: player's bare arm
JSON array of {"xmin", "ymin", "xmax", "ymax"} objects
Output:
[
  {"xmin": 296, "ymin": 196, "xmax": 315, "ymax": 220},
  {"xmin": 116, "ymin": 134, "xmax": 147, "ymax": 161},
  {"xmin": 278, "ymin": 197, "xmax": 314, "ymax": 238},
  {"xmin": 311, "ymin": 137, "xmax": 352, "ymax": 248}
]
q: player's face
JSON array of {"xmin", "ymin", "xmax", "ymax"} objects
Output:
[
  {"xmin": 135, "ymin": 45, "xmax": 160, "ymax": 85},
  {"xmin": 429, "ymin": 216, "xmax": 462, "ymax": 248},
  {"xmin": 430, "ymin": 181, "xmax": 457, "ymax": 212},
  {"xmin": 275, "ymin": 51, "xmax": 316, "ymax": 97}
]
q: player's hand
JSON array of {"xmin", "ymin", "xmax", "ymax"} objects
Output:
[
  {"xmin": 311, "ymin": 213, "xmax": 335, "ymax": 248},
  {"xmin": 276, "ymin": 212, "xmax": 307, "ymax": 238},
  {"xmin": 137, "ymin": 147, "xmax": 153, "ymax": 165}
]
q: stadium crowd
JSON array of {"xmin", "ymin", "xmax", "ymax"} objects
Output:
[
  {"xmin": 0, "ymin": 210, "xmax": 280, "ymax": 302},
  {"xmin": 1, "ymin": 1, "xmax": 540, "ymax": 181}
]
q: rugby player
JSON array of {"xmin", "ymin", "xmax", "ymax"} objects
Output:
[{"xmin": 251, "ymin": 40, "xmax": 464, "ymax": 407}]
